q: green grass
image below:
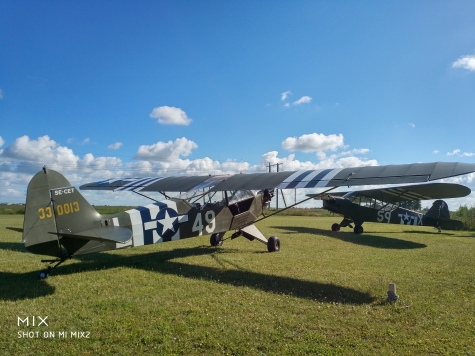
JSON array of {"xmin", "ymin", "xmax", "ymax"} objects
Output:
[{"xmin": 1, "ymin": 215, "xmax": 475, "ymax": 355}]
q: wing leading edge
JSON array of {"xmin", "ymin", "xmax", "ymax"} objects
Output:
[{"xmin": 79, "ymin": 162, "xmax": 475, "ymax": 193}]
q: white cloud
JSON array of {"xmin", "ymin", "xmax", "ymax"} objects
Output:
[
  {"xmin": 0, "ymin": 88, "xmax": 3, "ymax": 99},
  {"xmin": 317, "ymin": 152, "xmax": 327, "ymax": 161},
  {"xmin": 447, "ymin": 149, "xmax": 475, "ymax": 157},
  {"xmin": 0, "ymin": 135, "xmax": 125, "ymax": 181},
  {"xmin": 135, "ymin": 137, "xmax": 198, "ymax": 162},
  {"xmin": 258, "ymin": 150, "xmax": 378, "ymax": 174},
  {"xmin": 281, "ymin": 91, "xmax": 291, "ymax": 101},
  {"xmin": 79, "ymin": 153, "xmax": 123, "ymax": 172},
  {"xmin": 0, "ymin": 136, "xmax": 4, "ymax": 147},
  {"xmin": 408, "ymin": 123, "xmax": 415, "ymax": 128},
  {"xmin": 283, "ymin": 103, "xmax": 290, "ymax": 108},
  {"xmin": 339, "ymin": 148, "xmax": 370, "ymax": 156},
  {"xmin": 433, "ymin": 150, "xmax": 439, "ymax": 154},
  {"xmin": 80, "ymin": 138, "xmax": 90, "ymax": 145},
  {"xmin": 282, "ymin": 133, "xmax": 344, "ymax": 153},
  {"xmin": 1, "ymin": 135, "xmax": 79, "ymax": 170},
  {"xmin": 452, "ymin": 54, "xmax": 475, "ymax": 72},
  {"xmin": 108, "ymin": 142, "xmax": 123, "ymax": 150},
  {"xmin": 292, "ymin": 96, "xmax": 312, "ymax": 105},
  {"xmin": 150, "ymin": 106, "xmax": 192, "ymax": 126}
]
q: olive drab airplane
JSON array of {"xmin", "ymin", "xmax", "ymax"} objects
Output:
[
  {"xmin": 308, "ymin": 183, "xmax": 470, "ymax": 234},
  {"xmin": 22, "ymin": 162, "xmax": 475, "ymax": 278}
]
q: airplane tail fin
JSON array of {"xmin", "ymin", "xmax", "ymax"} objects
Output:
[
  {"xmin": 423, "ymin": 199, "xmax": 463, "ymax": 230},
  {"xmin": 425, "ymin": 200, "xmax": 450, "ymax": 219},
  {"xmin": 23, "ymin": 167, "xmax": 103, "ymax": 257}
]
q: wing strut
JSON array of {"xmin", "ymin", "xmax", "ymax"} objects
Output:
[
  {"xmin": 256, "ymin": 186, "xmax": 338, "ymax": 223},
  {"xmin": 130, "ymin": 190, "xmax": 171, "ymax": 202}
]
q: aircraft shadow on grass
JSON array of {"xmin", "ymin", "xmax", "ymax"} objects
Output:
[
  {"xmin": 0, "ymin": 244, "xmax": 375, "ymax": 305},
  {"xmin": 271, "ymin": 225, "xmax": 427, "ymax": 250},
  {"xmin": 6, "ymin": 227, "xmax": 23, "ymax": 234},
  {"xmin": 399, "ymin": 229, "xmax": 475, "ymax": 238},
  {"xmin": 0, "ymin": 241, "xmax": 30, "ymax": 253},
  {"xmin": 378, "ymin": 230, "xmax": 453, "ymax": 236}
]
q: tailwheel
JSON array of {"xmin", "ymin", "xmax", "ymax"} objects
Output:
[
  {"xmin": 210, "ymin": 233, "xmax": 224, "ymax": 247},
  {"xmin": 353, "ymin": 225, "xmax": 364, "ymax": 234},
  {"xmin": 39, "ymin": 256, "xmax": 69, "ymax": 278},
  {"xmin": 331, "ymin": 223, "xmax": 340, "ymax": 232},
  {"xmin": 267, "ymin": 236, "xmax": 280, "ymax": 252}
]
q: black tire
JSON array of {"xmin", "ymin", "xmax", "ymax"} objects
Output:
[
  {"xmin": 331, "ymin": 223, "xmax": 340, "ymax": 232},
  {"xmin": 267, "ymin": 236, "xmax": 280, "ymax": 252},
  {"xmin": 210, "ymin": 233, "xmax": 223, "ymax": 247},
  {"xmin": 353, "ymin": 225, "xmax": 364, "ymax": 234}
]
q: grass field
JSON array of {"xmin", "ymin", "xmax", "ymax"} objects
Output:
[{"xmin": 1, "ymin": 215, "xmax": 474, "ymax": 355}]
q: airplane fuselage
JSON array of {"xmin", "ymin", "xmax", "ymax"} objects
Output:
[{"xmin": 323, "ymin": 197, "xmax": 424, "ymax": 226}]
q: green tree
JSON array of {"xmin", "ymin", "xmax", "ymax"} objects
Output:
[{"xmin": 398, "ymin": 200, "xmax": 422, "ymax": 211}]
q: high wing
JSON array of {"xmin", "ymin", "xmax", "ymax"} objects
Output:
[
  {"xmin": 80, "ymin": 162, "xmax": 475, "ymax": 193},
  {"xmin": 308, "ymin": 183, "xmax": 471, "ymax": 204}
]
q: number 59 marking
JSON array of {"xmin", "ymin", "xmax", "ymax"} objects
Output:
[{"xmin": 377, "ymin": 210, "xmax": 391, "ymax": 223}]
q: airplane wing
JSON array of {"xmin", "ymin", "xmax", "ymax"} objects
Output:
[
  {"xmin": 308, "ymin": 183, "xmax": 471, "ymax": 204},
  {"xmin": 80, "ymin": 162, "xmax": 475, "ymax": 193}
]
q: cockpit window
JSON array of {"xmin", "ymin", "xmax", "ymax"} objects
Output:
[
  {"xmin": 343, "ymin": 191, "xmax": 397, "ymax": 211},
  {"xmin": 343, "ymin": 191, "xmax": 358, "ymax": 203},
  {"xmin": 228, "ymin": 190, "xmax": 256, "ymax": 204}
]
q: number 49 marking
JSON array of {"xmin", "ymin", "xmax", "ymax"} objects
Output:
[{"xmin": 192, "ymin": 211, "xmax": 216, "ymax": 235}]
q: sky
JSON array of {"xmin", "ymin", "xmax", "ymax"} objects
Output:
[{"xmin": 1, "ymin": 1, "xmax": 475, "ymax": 208}]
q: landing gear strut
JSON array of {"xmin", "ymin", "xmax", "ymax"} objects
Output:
[
  {"xmin": 230, "ymin": 226, "xmax": 280, "ymax": 253},
  {"xmin": 39, "ymin": 257, "xmax": 69, "ymax": 279},
  {"xmin": 331, "ymin": 218, "xmax": 353, "ymax": 232}
]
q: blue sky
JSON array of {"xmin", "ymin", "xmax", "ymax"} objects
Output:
[{"xmin": 1, "ymin": 1, "xmax": 475, "ymax": 207}]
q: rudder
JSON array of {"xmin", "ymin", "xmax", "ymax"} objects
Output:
[
  {"xmin": 23, "ymin": 167, "xmax": 103, "ymax": 257},
  {"xmin": 425, "ymin": 200, "xmax": 450, "ymax": 219}
]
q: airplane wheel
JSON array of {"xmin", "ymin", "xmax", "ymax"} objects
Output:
[
  {"xmin": 267, "ymin": 236, "xmax": 280, "ymax": 252},
  {"xmin": 39, "ymin": 270, "xmax": 49, "ymax": 279},
  {"xmin": 210, "ymin": 233, "xmax": 223, "ymax": 247},
  {"xmin": 331, "ymin": 223, "xmax": 340, "ymax": 232},
  {"xmin": 353, "ymin": 225, "xmax": 364, "ymax": 234}
]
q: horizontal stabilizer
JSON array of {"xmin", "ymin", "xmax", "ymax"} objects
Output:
[
  {"xmin": 439, "ymin": 218, "xmax": 464, "ymax": 230},
  {"xmin": 50, "ymin": 226, "xmax": 132, "ymax": 244}
]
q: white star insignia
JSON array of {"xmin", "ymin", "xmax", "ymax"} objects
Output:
[{"xmin": 158, "ymin": 210, "xmax": 177, "ymax": 234}]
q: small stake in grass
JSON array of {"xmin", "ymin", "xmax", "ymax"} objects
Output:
[{"xmin": 386, "ymin": 283, "xmax": 399, "ymax": 302}]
